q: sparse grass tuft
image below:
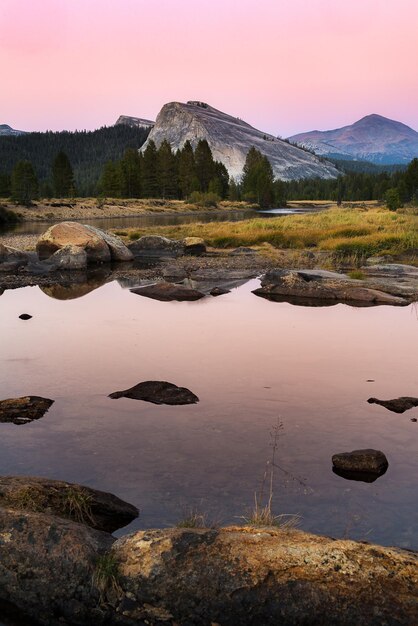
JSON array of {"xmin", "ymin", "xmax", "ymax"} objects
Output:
[
  {"xmin": 176, "ymin": 509, "xmax": 207, "ymax": 529},
  {"xmin": 63, "ymin": 487, "xmax": 95, "ymax": 525},
  {"xmin": 348, "ymin": 270, "xmax": 366, "ymax": 280},
  {"xmin": 92, "ymin": 552, "xmax": 121, "ymax": 601}
]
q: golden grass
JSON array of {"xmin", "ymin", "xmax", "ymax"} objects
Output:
[{"xmin": 120, "ymin": 205, "xmax": 418, "ymax": 259}]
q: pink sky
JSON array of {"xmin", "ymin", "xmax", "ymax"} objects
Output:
[{"xmin": 1, "ymin": 0, "xmax": 417, "ymax": 136}]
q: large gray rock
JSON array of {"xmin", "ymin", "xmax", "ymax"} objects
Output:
[
  {"xmin": 141, "ymin": 101, "xmax": 339, "ymax": 180},
  {"xmin": 0, "ymin": 243, "xmax": 29, "ymax": 271},
  {"xmin": 0, "ymin": 476, "xmax": 138, "ymax": 532},
  {"xmin": 36, "ymin": 222, "xmax": 132, "ymax": 264},
  {"xmin": 48, "ymin": 244, "xmax": 88, "ymax": 270},
  {"xmin": 254, "ymin": 268, "xmax": 411, "ymax": 306},
  {"xmin": 128, "ymin": 235, "xmax": 184, "ymax": 257}
]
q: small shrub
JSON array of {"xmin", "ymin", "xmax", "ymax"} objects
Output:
[
  {"xmin": 348, "ymin": 270, "xmax": 366, "ymax": 280},
  {"xmin": 128, "ymin": 231, "xmax": 141, "ymax": 240},
  {"xmin": 188, "ymin": 191, "xmax": 220, "ymax": 208}
]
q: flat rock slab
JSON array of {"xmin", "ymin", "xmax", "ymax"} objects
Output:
[
  {"xmin": 210, "ymin": 286, "xmax": 230, "ymax": 296},
  {"xmin": 130, "ymin": 281, "xmax": 205, "ymax": 301},
  {"xmin": 128, "ymin": 235, "xmax": 184, "ymax": 257},
  {"xmin": 368, "ymin": 396, "xmax": 418, "ymax": 414},
  {"xmin": 0, "ymin": 475, "xmax": 138, "ymax": 532},
  {"xmin": 0, "ymin": 396, "xmax": 54, "ymax": 425},
  {"xmin": 332, "ymin": 449, "xmax": 388, "ymax": 475},
  {"xmin": 109, "ymin": 380, "xmax": 199, "ymax": 405}
]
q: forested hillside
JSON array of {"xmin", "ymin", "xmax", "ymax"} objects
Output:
[{"xmin": 0, "ymin": 125, "xmax": 150, "ymax": 196}]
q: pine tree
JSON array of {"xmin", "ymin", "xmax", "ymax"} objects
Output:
[
  {"xmin": 194, "ymin": 139, "xmax": 215, "ymax": 192},
  {"xmin": 0, "ymin": 172, "xmax": 11, "ymax": 197},
  {"xmin": 120, "ymin": 148, "xmax": 141, "ymax": 198},
  {"xmin": 178, "ymin": 140, "xmax": 198, "ymax": 198},
  {"xmin": 52, "ymin": 151, "xmax": 76, "ymax": 197},
  {"xmin": 98, "ymin": 161, "xmax": 122, "ymax": 197},
  {"xmin": 141, "ymin": 140, "xmax": 159, "ymax": 197},
  {"xmin": 212, "ymin": 161, "xmax": 229, "ymax": 199},
  {"xmin": 228, "ymin": 178, "xmax": 241, "ymax": 201},
  {"xmin": 242, "ymin": 147, "xmax": 275, "ymax": 207},
  {"xmin": 10, "ymin": 160, "xmax": 39, "ymax": 206},
  {"xmin": 157, "ymin": 140, "xmax": 177, "ymax": 199}
]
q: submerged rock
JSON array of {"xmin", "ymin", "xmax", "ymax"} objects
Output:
[
  {"xmin": 332, "ymin": 449, "xmax": 388, "ymax": 475},
  {"xmin": 210, "ymin": 286, "xmax": 231, "ymax": 296},
  {"xmin": 130, "ymin": 281, "xmax": 205, "ymax": 301},
  {"xmin": 0, "ymin": 475, "xmax": 138, "ymax": 532},
  {"xmin": 109, "ymin": 380, "xmax": 199, "ymax": 405},
  {"xmin": 368, "ymin": 396, "xmax": 418, "ymax": 414},
  {"xmin": 0, "ymin": 396, "xmax": 54, "ymax": 425},
  {"xmin": 18, "ymin": 313, "xmax": 32, "ymax": 320}
]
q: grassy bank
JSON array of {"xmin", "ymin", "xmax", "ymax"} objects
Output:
[{"xmin": 120, "ymin": 203, "xmax": 418, "ymax": 260}]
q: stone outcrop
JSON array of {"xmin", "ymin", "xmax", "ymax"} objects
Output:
[
  {"xmin": 0, "ymin": 243, "xmax": 29, "ymax": 271},
  {"xmin": 130, "ymin": 281, "xmax": 205, "ymax": 301},
  {"xmin": 368, "ymin": 396, "xmax": 418, "ymax": 414},
  {"xmin": 141, "ymin": 101, "xmax": 339, "ymax": 180},
  {"xmin": 48, "ymin": 244, "xmax": 88, "ymax": 270},
  {"xmin": 183, "ymin": 236, "xmax": 207, "ymax": 255},
  {"xmin": 36, "ymin": 222, "xmax": 133, "ymax": 264},
  {"xmin": 254, "ymin": 268, "xmax": 415, "ymax": 306},
  {"xmin": 0, "ymin": 476, "xmax": 138, "ymax": 532},
  {"xmin": 109, "ymin": 381, "xmax": 199, "ymax": 405},
  {"xmin": 0, "ymin": 396, "xmax": 54, "ymax": 425}
]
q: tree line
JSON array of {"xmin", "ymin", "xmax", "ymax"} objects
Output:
[{"xmin": 0, "ymin": 125, "xmax": 150, "ymax": 197}]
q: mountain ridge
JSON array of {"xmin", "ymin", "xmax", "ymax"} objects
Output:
[
  {"xmin": 0, "ymin": 124, "xmax": 27, "ymax": 137},
  {"xmin": 289, "ymin": 114, "xmax": 418, "ymax": 164}
]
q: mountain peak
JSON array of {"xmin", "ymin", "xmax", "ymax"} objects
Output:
[
  {"xmin": 115, "ymin": 115, "xmax": 155, "ymax": 129},
  {"xmin": 140, "ymin": 101, "xmax": 338, "ymax": 181},
  {"xmin": 289, "ymin": 114, "xmax": 418, "ymax": 165},
  {"xmin": 0, "ymin": 123, "xmax": 27, "ymax": 136}
]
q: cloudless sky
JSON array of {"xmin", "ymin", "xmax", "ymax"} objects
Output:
[{"xmin": 1, "ymin": 0, "xmax": 417, "ymax": 136}]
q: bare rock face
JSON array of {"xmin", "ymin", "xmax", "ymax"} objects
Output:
[
  {"xmin": 130, "ymin": 281, "xmax": 205, "ymax": 301},
  {"xmin": 332, "ymin": 449, "xmax": 388, "ymax": 475},
  {"xmin": 0, "ymin": 475, "xmax": 138, "ymax": 532},
  {"xmin": 368, "ymin": 396, "xmax": 418, "ymax": 414},
  {"xmin": 109, "ymin": 380, "xmax": 199, "ymax": 405},
  {"xmin": 141, "ymin": 101, "xmax": 339, "ymax": 181},
  {"xmin": 114, "ymin": 526, "xmax": 418, "ymax": 626},
  {"xmin": 36, "ymin": 222, "xmax": 132, "ymax": 264},
  {"xmin": 115, "ymin": 114, "xmax": 155, "ymax": 129},
  {"xmin": 0, "ymin": 396, "xmax": 54, "ymax": 425}
]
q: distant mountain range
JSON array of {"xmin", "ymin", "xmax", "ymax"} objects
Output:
[
  {"xmin": 141, "ymin": 101, "xmax": 339, "ymax": 180},
  {"xmin": 0, "ymin": 124, "xmax": 26, "ymax": 136},
  {"xmin": 289, "ymin": 114, "xmax": 418, "ymax": 165}
]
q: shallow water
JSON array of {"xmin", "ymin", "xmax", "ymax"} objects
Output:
[{"xmin": 0, "ymin": 279, "xmax": 417, "ymax": 548}]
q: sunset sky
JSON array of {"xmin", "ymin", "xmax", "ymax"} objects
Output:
[{"xmin": 1, "ymin": 0, "xmax": 417, "ymax": 136}]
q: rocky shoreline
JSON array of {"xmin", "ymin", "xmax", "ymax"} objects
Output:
[{"xmin": 0, "ymin": 475, "xmax": 417, "ymax": 626}]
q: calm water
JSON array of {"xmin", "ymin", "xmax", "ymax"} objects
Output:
[{"xmin": 0, "ymin": 279, "xmax": 417, "ymax": 548}]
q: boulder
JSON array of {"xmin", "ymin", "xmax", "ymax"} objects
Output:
[
  {"xmin": 83, "ymin": 225, "xmax": 133, "ymax": 261},
  {"xmin": 109, "ymin": 380, "xmax": 199, "ymax": 405},
  {"xmin": 48, "ymin": 244, "xmax": 88, "ymax": 270},
  {"xmin": 0, "ymin": 476, "xmax": 138, "ymax": 532},
  {"xmin": 254, "ymin": 268, "xmax": 410, "ymax": 306},
  {"xmin": 0, "ymin": 243, "xmax": 29, "ymax": 271},
  {"xmin": 368, "ymin": 396, "xmax": 418, "ymax": 414},
  {"xmin": 130, "ymin": 281, "xmax": 205, "ymax": 301},
  {"xmin": 184, "ymin": 236, "xmax": 206, "ymax": 255},
  {"xmin": 0, "ymin": 396, "xmax": 54, "ymax": 425},
  {"xmin": 128, "ymin": 235, "xmax": 184, "ymax": 257},
  {"xmin": 37, "ymin": 222, "xmax": 112, "ymax": 263},
  {"xmin": 332, "ymin": 449, "xmax": 388, "ymax": 475}
]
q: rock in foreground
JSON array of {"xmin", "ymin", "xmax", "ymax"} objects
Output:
[
  {"xmin": 332, "ymin": 449, "xmax": 388, "ymax": 475},
  {"xmin": 0, "ymin": 396, "xmax": 54, "ymax": 425},
  {"xmin": 130, "ymin": 281, "xmax": 205, "ymax": 301},
  {"xmin": 0, "ymin": 475, "xmax": 138, "ymax": 532},
  {"xmin": 109, "ymin": 380, "xmax": 199, "ymax": 405},
  {"xmin": 36, "ymin": 222, "xmax": 133, "ymax": 264},
  {"xmin": 368, "ymin": 396, "xmax": 418, "ymax": 414},
  {"xmin": 254, "ymin": 268, "xmax": 412, "ymax": 306}
]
